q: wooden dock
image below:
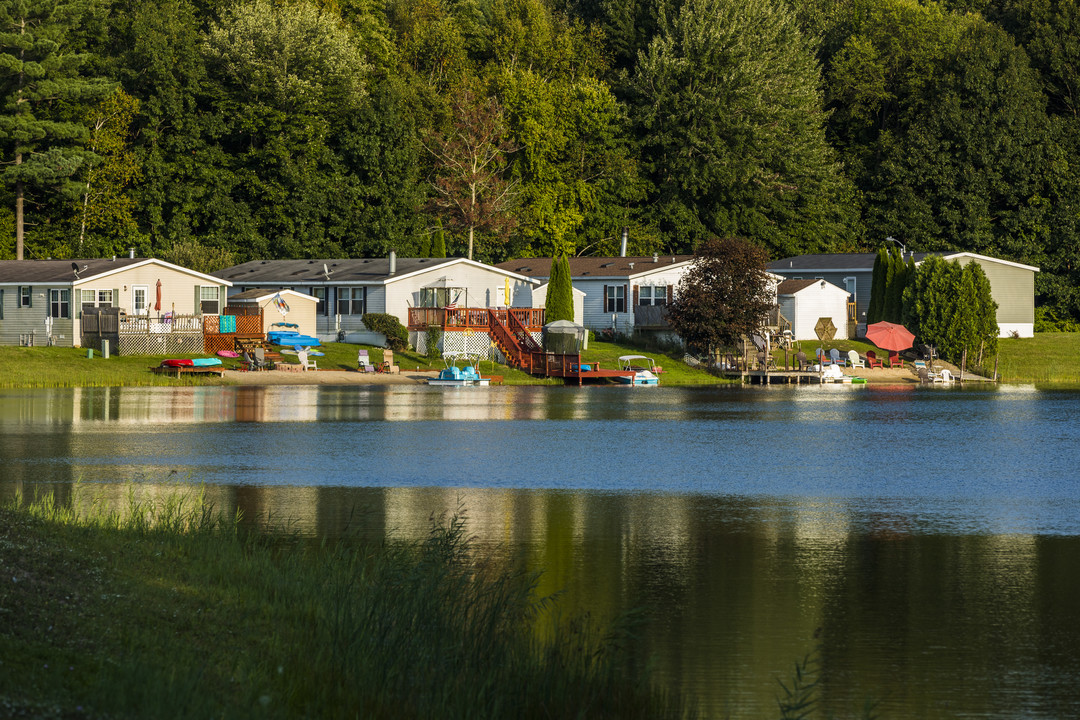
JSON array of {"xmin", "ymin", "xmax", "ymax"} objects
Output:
[{"xmin": 722, "ymin": 369, "xmax": 825, "ymax": 384}]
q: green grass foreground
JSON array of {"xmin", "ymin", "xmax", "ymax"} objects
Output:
[
  {"xmin": 0, "ymin": 340, "xmax": 725, "ymax": 388},
  {"xmin": 0, "ymin": 489, "xmax": 691, "ymax": 720},
  {"xmin": 996, "ymin": 332, "xmax": 1080, "ymax": 383}
]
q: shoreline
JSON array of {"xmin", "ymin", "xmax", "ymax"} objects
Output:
[{"xmin": 215, "ymin": 364, "xmax": 981, "ymax": 386}]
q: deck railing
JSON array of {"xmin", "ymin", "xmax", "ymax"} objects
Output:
[{"xmin": 409, "ymin": 307, "xmax": 545, "ymax": 331}]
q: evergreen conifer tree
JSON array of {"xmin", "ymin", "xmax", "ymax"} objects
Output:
[
  {"xmin": 0, "ymin": 0, "xmax": 112, "ymax": 259},
  {"xmin": 432, "ymin": 221, "xmax": 447, "ymax": 258},
  {"xmin": 546, "ymin": 254, "xmax": 574, "ymax": 322},
  {"xmin": 885, "ymin": 249, "xmax": 906, "ymax": 323},
  {"xmin": 867, "ymin": 248, "xmax": 888, "ymax": 323}
]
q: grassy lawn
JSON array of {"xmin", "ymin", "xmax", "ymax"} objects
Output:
[
  {"xmin": 0, "ymin": 490, "xmax": 689, "ymax": 720},
  {"xmin": 996, "ymin": 332, "xmax": 1080, "ymax": 383},
  {"xmin": 0, "ymin": 339, "xmax": 728, "ymax": 388}
]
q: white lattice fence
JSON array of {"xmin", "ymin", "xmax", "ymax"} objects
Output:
[
  {"xmin": 118, "ymin": 333, "xmax": 204, "ymax": 355},
  {"xmin": 410, "ymin": 330, "xmax": 541, "ymax": 363}
]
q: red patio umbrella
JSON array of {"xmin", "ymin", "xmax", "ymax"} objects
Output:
[
  {"xmin": 865, "ymin": 321, "xmax": 915, "ymax": 351},
  {"xmin": 154, "ymin": 279, "xmax": 162, "ymax": 312}
]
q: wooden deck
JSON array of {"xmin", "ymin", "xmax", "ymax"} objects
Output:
[{"xmin": 408, "ymin": 307, "xmax": 544, "ymax": 331}]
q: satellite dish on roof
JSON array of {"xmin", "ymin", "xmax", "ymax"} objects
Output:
[
  {"xmin": 71, "ymin": 262, "xmax": 87, "ymax": 278},
  {"xmin": 322, "ymin": 263, "xmax": 333, "ymax": 280}
]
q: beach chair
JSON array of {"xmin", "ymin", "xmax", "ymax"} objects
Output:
[
  {"xmin": 298, "ymin": 350, "xmax": 317, "ymax": 371},
  {"xmin": 816, "ymin": 348, "xmax": 830, "ymax": 366},
  {"xmin": 829, "ymin": 348, "xmax": 846, "ymax": 366},
  {"xmin": 381, "ymin": 350, "xmax": 400, "ymax": 374},
  {"xmin": 917, "ymin": 367, "xmax": 932, "ymax": 383},
  {"xmin": 253, "ymin": 348, "xmax": 272, "ymax": 370},
  {"xmin": 358, "ymin": 349, "xmax": 377, "ymax": 373},
  {"xmin": 865, "ymin": 350, "xmax": 883, "ymax": 369},
  {"xmin": 847, "ymin": 350, "xmax": 865, "ymax": 368},
  {"xmin": 796, "ymin": 351, "xmax": 810, "ymax": 371},
  {"xmin": 888, "ymin": 351, "xmax": 905, "ymax": 368}
]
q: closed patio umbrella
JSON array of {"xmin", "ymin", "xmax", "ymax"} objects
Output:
[
  {"xmin": 155, "ymin": 279, "xmax": 162, "ymax": 311},
  {"xmin": 865, "ymin": 321, "xmax": 915, "ymax": 351}
]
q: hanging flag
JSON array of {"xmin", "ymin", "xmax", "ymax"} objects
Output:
[{"xmin": 273, "ymin": 293, "xmax": 290, "ymax": 317}]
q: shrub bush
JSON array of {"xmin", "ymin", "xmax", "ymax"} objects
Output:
[
  {"xmin": 425, "ymin": 325, "xmax": 443, "ymax": 359},
  {"xmin": 362, "ymin": 313, "xmax": 409, "ymax": 351}
]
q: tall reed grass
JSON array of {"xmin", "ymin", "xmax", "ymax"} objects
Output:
[{"xmin": 1, "ymin": 485, "xmax": 691, "ymax": 719}]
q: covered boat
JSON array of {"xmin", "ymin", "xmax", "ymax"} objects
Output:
[{"xmin": 616, "ymin": 355, "xmax": 660, "ymax": 386}]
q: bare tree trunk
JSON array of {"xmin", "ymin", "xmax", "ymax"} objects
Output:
[
  {"xmin": 15, "ymin": 176, "xmax": 23, "ymax": 261},
  {"xmin": 15, "ymin": 17, "xmax": 25, "ymax": 261},
  {"xmin": 468, "ymin": 225, "xmax": 474, "ymax": 261}
]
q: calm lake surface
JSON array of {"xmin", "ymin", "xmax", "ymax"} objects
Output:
[{"xmin": 2, "ymin": 383, "xmax": 1079, "ymax": 718}]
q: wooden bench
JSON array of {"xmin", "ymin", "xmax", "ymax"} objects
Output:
[{"xmin": 150, "ymin": 365, "xmax": 225, "ymax": 379}]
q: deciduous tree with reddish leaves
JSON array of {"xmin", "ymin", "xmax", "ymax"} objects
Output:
[{"xmin": 667, "ymin": 236, "xmax": 774, "ymax": 363}]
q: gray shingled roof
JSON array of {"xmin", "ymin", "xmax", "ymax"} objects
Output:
[
  {"xmin": 212, "ymin": 257, "xmax": 460, "ymax": 283},
  {"xmin": 495, "ymin": 255, "xmax": 694, "ymax": 279},
  {"xmin": 0, "ymin": 258, "xmax": 144, "ymax": 283},
  {"xmin": 767, "ymin": 253, "xmax": 878, "ymax": 271}
]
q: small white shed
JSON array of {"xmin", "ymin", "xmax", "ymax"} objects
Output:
[
  {"xmin": 776, "ymin": 279, "xmax": 851, "ymax": 342},
  {"xmin": 531, "ymin": 282, "xmax": 586, "ymax": 326}
]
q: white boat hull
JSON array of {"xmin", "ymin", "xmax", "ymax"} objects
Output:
[
  {"xmin": 427, "ymin": 378, "xmax": 491, "ymax": 387},
  {"xmin": 616, "ymin": 371, "xmax": 659, "ymax": 386}
]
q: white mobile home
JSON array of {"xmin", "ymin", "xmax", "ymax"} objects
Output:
[{"xmin": 0, "ymin": 257, "xmax": 230, "ymax": 347}]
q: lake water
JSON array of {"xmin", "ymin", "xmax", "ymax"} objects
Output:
[{"xmin": 2, "ymin": 384, "xmax": 1079, "ymax": 718}]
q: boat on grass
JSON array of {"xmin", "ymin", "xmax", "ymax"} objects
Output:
[
  {"xmin": 428, "ymin": 352, "xmax": 491, "ymax": 387},
  {"xmin": 617, "ymin": 355, "xmax": 660, "ymax": 386}
]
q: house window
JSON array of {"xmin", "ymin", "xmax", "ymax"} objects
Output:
[
  {"xmin": 133, "ymin": 285, "xmax": 148, "ymax": 315},
  {"xmin": 419, "ymin": 287, "xmax": 455, "ymax": 308},
  {"xmin": 49, "ymin": 289, "xmax": 70, "ymax": 319},
  {"xmin": 311, "ymin": 287, "xmax": 327, "ymax": 315},
  {"xmin": 604, "ymin": 285, "xmax": 626, "ymax": 313},
  {"xmin": 19, "ymin": 286, "xmax": 31, "ymax": 308},
  {"xmin": 97, "ymin": 289, "xmax": 114, "ymax": 307},
  {"xmin": 338, "ymin": 287, "xmax": 366, "ymax": 315},
  {"xmin": 639, "ymin": 285, "xmax": 667, "ymax": 306},
  {"xmin": 200, "ymin": 285, "xmax": 220, "ymax": 314}
]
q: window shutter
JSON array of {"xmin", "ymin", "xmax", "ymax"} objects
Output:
[
  {"xmin": 623, "ymin": 284, "xmax": 628, "ymax": 312},
  {"xmin": 113, "ymin": 289, "xmax": 120, "ymax": 309},
  {"xmin": 194, "ymin": 286, "xmax": 202, "ymax": 315},
  {"xmin": 27, "ymin": 286, "xmax": 32, "ymax": 309},
  {"xmin": 1, "ymin": 289, "xmax": 4, "ymax": 319},
  {"xmin": 667, "ymin": 286, "xmax": 674, "ymax": 303},
  {"xmin": 633, "ymin": 285, "xmax": 639, "ymax": 306},
  {"xmin": 603, "ymin": 285, "xmax": 609, "ymax": 312}
]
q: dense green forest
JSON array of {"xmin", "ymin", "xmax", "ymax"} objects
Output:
[{"xmin": 2, "ymin": 0, "xmax": 1079, "ymax": 320}]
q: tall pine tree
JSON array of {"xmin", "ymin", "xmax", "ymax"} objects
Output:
[{"xmin": 0, "ymin": 0, "xmax": 112, "ymax": 259}]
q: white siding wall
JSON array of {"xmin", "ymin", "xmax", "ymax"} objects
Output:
[
  {"xmin": 531, "ymin": 283, "xmax": 585, "ymax": 325},
  {"xmin": 576, "ymin": 265, "xmax": 690, "ymax": 333},
  {"xmin": 383, "ymin": 263, "xmax": 535, "ymax": 325},
  {"xmin": 783, "ymin": 284, "xmax": 851, "ymax": 342},
  {"xmin": 578, "ymin": 278, "xmax": 631, "ymax": 332}
]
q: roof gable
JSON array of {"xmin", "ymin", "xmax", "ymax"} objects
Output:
[{"xmin": 0, "ymin": 258, "xmax": 232, "ymax": 286}]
